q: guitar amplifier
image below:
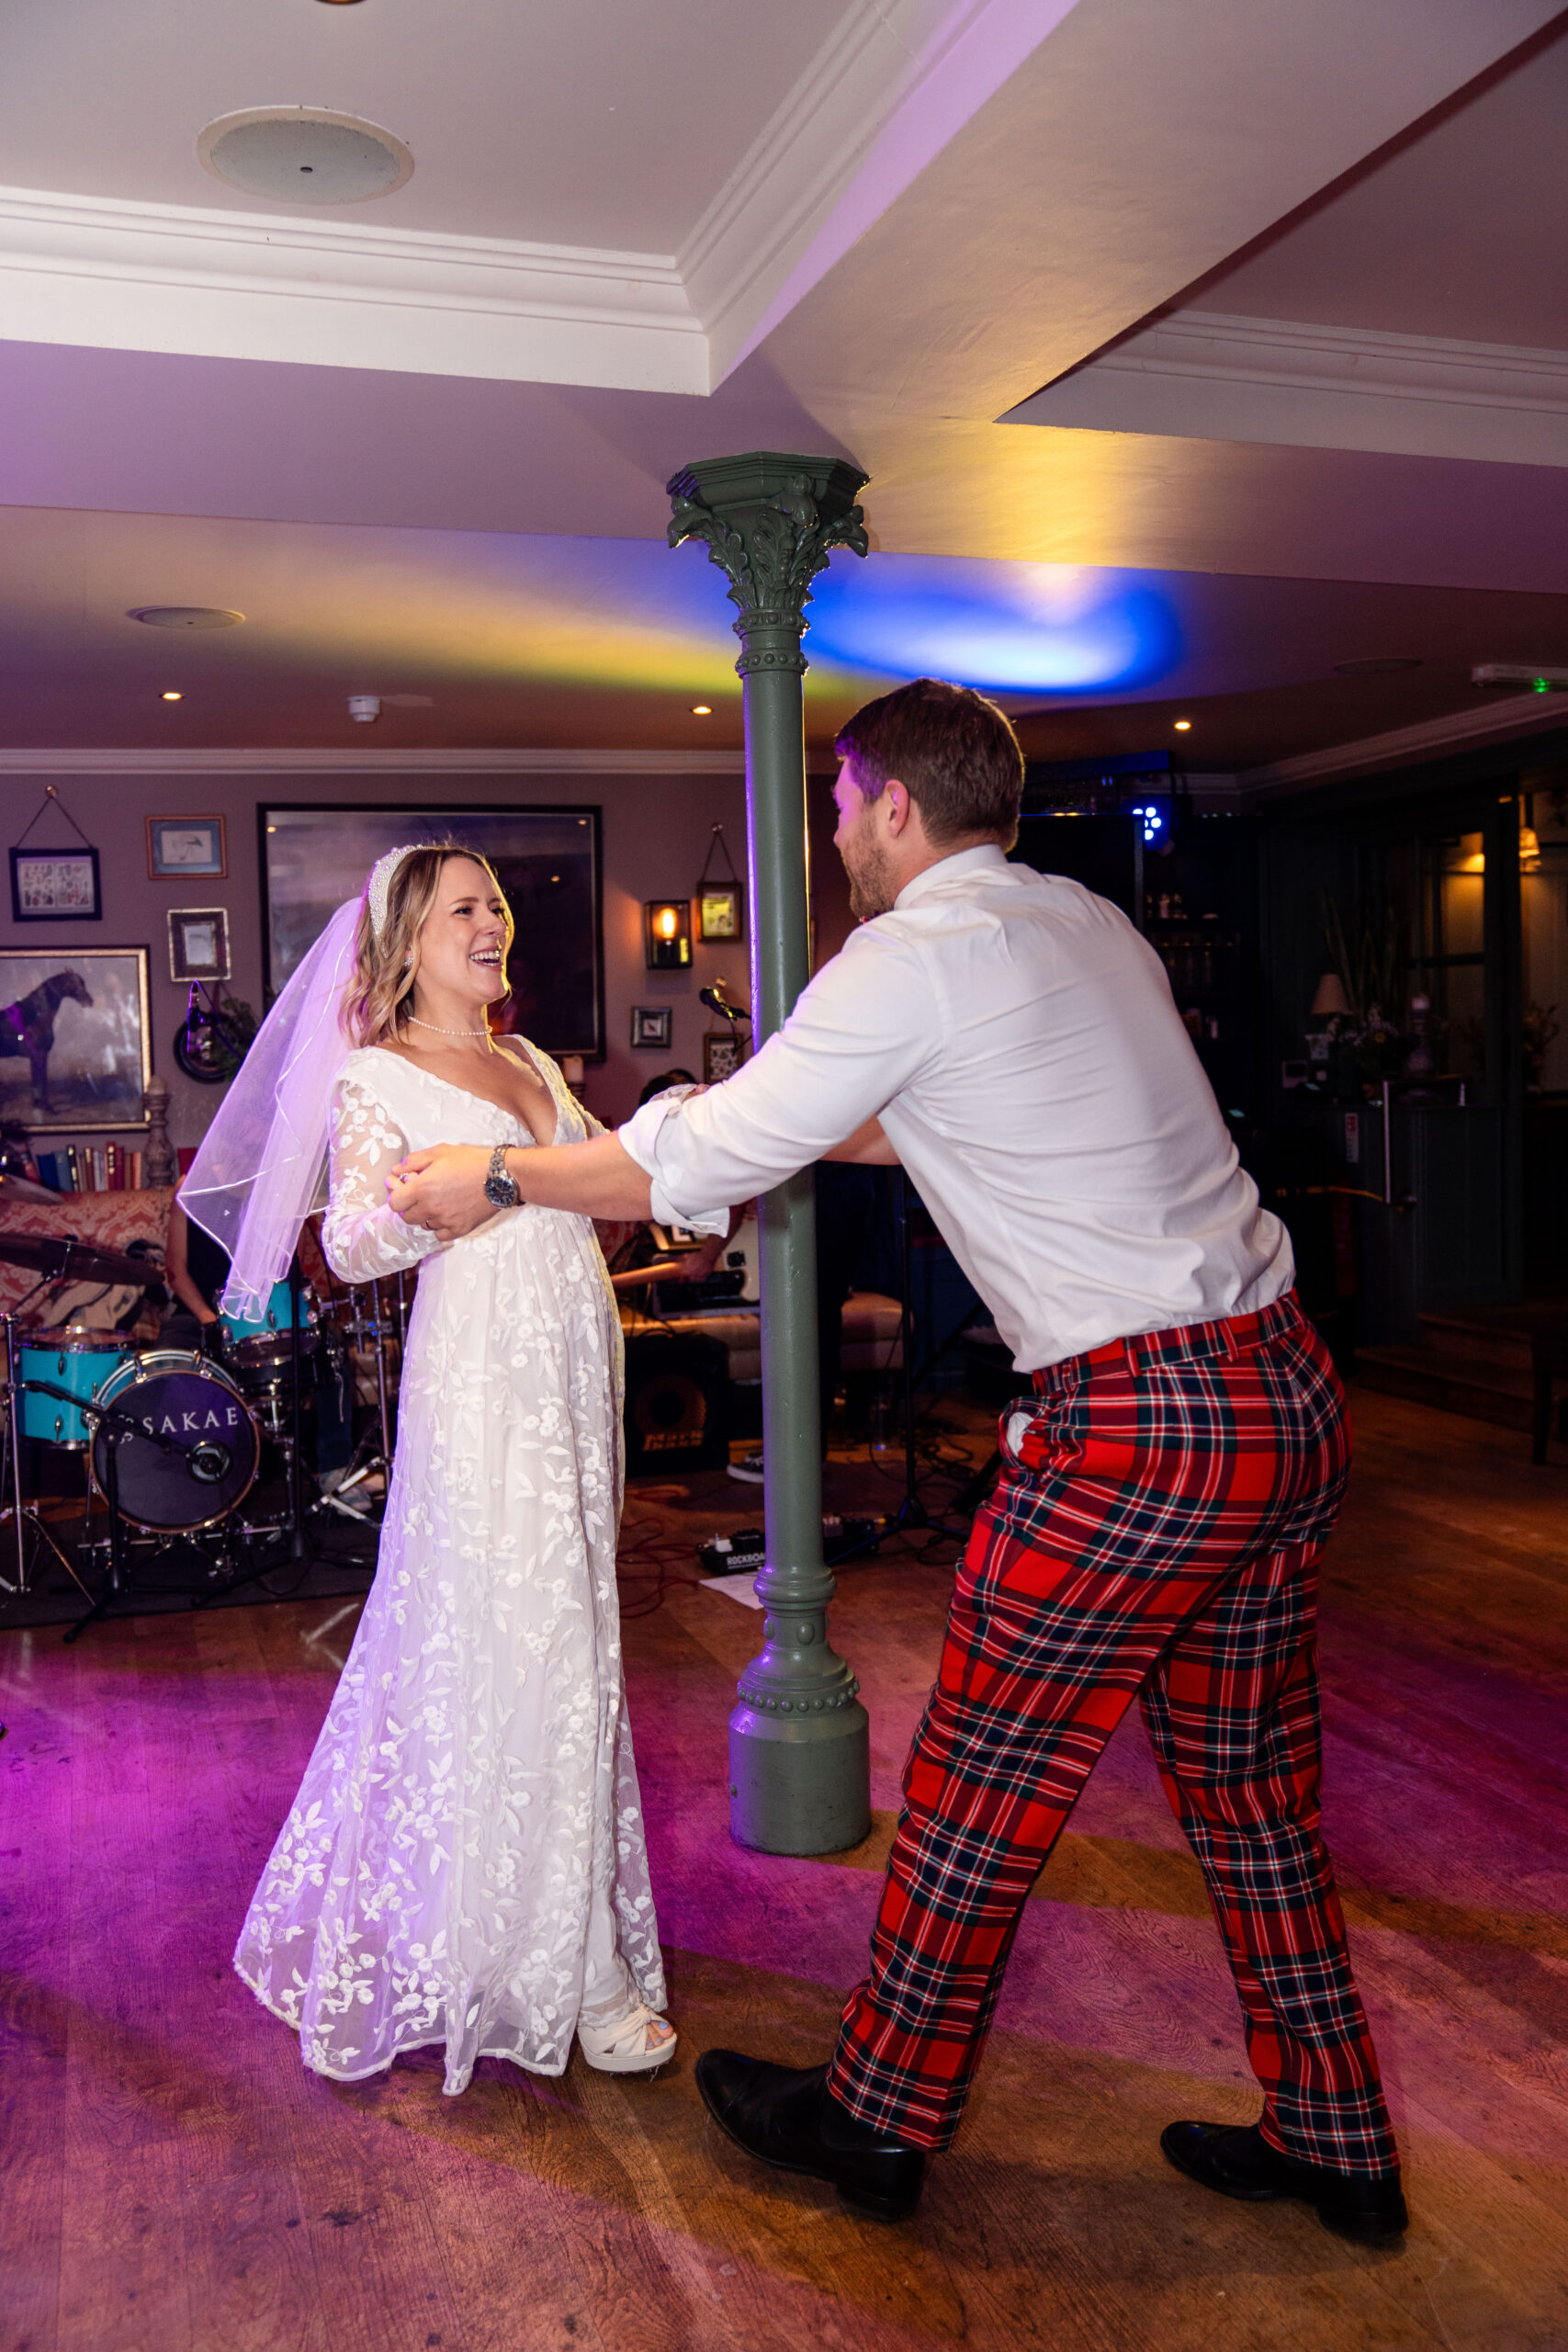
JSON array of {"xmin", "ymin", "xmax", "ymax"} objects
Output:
[{"xmin": 623, "ymin": 1331, "xmax": 730, "ymax": 1476}]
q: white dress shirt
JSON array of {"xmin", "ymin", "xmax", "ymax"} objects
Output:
[{"xmin": 618, "ymin": 843, "xmax": 1292, "ymax": 1372}]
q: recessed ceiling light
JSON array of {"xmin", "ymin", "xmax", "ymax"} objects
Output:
[
  {"xmin": 1173, "ymin": 718, "xmax": 1191, "ymax": 731},
  {"xmin": 162, "ymin": 691, "xmax": 183, "ymax": 702},
  {"xmin": 128, "ymin": 605, "xmax": 243, "ymax": 629},
  {"xmin": 690, "ymin": 704, "xmax": 713, "ymax": 716},
  {"xmin": 1333, "ymin": 656, "xmax": 1422, "ymax": 676},
  {"xmin": 197, "ymin": 107, "xmax": 412, "ymax": 206}
]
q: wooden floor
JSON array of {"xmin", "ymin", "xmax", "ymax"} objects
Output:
[{"xmin": 4, "ymin": 1389, "xmax": 1567, "ymax": 2352}]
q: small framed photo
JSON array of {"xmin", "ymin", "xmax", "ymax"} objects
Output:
[
  {"xmin": 147, "ymin": 815, "xmax": 227, "ymax": 879},
  {"xmin": 9, "ymin": 846, "xmax": 101, "ymax": 923},
  {"xmin": 631, "ymin": 1005, "xmax": 673, "ymax": 1050},
  {"xmin": 168, "ymin": 907, "xmax": 231, "ymax": 983},
  {"xmin": 703, "ymin": 1028, "xmax": 745, "ymax": 1083},
  {"xmin": 697, "ymin": 883, "xmax": 743, "ymax": 943}
]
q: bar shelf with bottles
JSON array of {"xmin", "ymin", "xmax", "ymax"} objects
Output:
[{"xmin": 1145, "ymin": 887, "xmax": 1238, "ymax": 1046}]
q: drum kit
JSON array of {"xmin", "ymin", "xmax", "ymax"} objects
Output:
[{"xmin": 0, "ymin": 1227, "xmax": 411, "ymax": 1638}]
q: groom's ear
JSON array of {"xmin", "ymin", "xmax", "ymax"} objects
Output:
[{"xmin": 883, "ymin": 780, "xmax": 914, "ymax": 838}]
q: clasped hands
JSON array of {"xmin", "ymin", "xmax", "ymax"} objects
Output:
[{"xmin": 388, "ymin": 1145, "xmax": 498, "ymax": 1242}]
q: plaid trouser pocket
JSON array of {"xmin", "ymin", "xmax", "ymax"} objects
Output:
[{"xmin": 827, "ymin": 1295, "xmax": 1398, "ymax": 2174}]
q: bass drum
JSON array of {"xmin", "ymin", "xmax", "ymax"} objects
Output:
[{"xmin": 90, "ymin": 1350, "xmax": 261, "ymax": 1533}]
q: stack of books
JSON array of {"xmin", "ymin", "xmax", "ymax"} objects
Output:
[{"xmin": 33, "ymin": 1143, "xmax": 148, "ymax": 1193}]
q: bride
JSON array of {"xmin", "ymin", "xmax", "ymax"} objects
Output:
[{"xmin": 182, "ymin": 842, "xmax": 675, "ymax": 2090}]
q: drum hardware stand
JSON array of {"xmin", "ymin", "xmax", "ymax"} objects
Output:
[
  {"xmin": 191, "ymin": 1259, "xmax": 341, "ymax": 1604},
  {"xmin": 53, "ymin": 1385, "xmax": 202, "ymax": 1643},
  {"xmin": 0, "ymin": 1301, "xmax": 91, "ymax": 1600},
  {"xmin": 320, "ymin": 1275, "xmax": 396, "ymax": 1520}
]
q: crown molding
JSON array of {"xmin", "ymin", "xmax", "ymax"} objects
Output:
[
  {"xmin": 0, "ymin": 184, "xmax": 705, "ymax": 395},
  {"xmin": 1007, "ymin": 309, "xmax": 1568, "ymax": 468},
  {"xmin": 0, "ymin": 3, "xmax": 1072, "ymax": 397},
  {"xmin": 684, "ymin": 0, "xmax": 1077, "ymax": 386},
  {"xmin": 1241, "ymin": 691, "xmax": 1568, "ymax": 797},
  {"xmin": 0, "ymin": 745, "xmax": 750, "ymax": 775}
]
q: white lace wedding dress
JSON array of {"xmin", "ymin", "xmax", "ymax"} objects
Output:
[{"xmin": 233, "ymin": 1040, "xmax": 665, "ymax": 2093}]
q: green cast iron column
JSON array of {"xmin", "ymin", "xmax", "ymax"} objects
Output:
[{"xmin": 668, "ymin": 452, "xmax": 872, "ymax": 1855}]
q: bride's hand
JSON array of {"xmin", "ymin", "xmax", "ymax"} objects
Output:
[{"xmin": 389, "ymin": 1144, "xmax": 495, "ymax": 1240}]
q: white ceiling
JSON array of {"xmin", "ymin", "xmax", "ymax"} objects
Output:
[
  {"xmin": 1188, "ymin": 26, "xmax": 1568, "ymax": 349},
  {"xmin": 0, "ymin": 0, "xmax": 848, "ymax": 250},
  {"xmin": 0, "ymin": 0, "xmax": 1563, "ymax": 780}
]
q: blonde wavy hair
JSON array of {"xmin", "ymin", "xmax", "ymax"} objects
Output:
[{"xmin": 342, "ymin": 842, "xmax": 513, "ymax": 1047}]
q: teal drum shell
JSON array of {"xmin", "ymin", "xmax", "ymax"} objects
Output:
[
  {"xmin": 89, "ymin": 1350, "xmax": 261, "ymax": 1532},
  {"xmin": 220, "ymin": 1278, "xmax": 307, "ymax": 1346},
  {"xmin": 19, "ymin": 1329, "xmax": 135, "ymax": 1449}
]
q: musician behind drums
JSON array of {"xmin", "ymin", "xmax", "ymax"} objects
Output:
[{"xmin": 164, "ymin": 1199, "xmax": 354, "ymax": 1495}]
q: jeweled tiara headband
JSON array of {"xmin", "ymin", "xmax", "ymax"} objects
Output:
[{"xmin": 366, "ymin": 843, "xmax": 423, "ymax": 943}]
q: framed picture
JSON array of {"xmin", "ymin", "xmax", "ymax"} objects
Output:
[
  {"xmin": 261, "ymin": 804, "xmax": 604, "ymax": 1059},
  {"xmin": 147, "ymin": 815, "xmax": 228, "ymax": 879},
  {"xmin": 697, "ymin": 883, "xmax": 743, "ymax": 943},
  {"xmin": 703, "ymin": 1028, "xmax": 745, "ymax": 1083},
  {"xmin": 0, "ymin": 947, "xmax": 151, "ymax": 1130},
  {"xmin": 9, "ymin": 846, "xmax": 101, "ymax": 923},
  {"xmin": 631, "ymin": 1005, "xmax": 673, "ymax": 1050},
  {"xmin": 167, "ymin": 908, "xmax": 231, "ymax": 983}
]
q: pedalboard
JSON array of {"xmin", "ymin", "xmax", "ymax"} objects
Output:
[{"xmin": 698, "ymin": 1513, "xmax": 887, "ymax": 1578}]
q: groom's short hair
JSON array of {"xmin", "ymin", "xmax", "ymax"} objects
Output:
[{"xmin": 834, "ymin": 678, "xmax": 1024, "ymax": 848}]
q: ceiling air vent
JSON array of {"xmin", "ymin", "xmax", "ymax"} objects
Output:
[
  {"xmin": 127, "ymin": 607, "xmax": 244, "ymax": 629},
  {"xmin": 198, "ymin": 107, "xmax": 412, "ymax": 205}
]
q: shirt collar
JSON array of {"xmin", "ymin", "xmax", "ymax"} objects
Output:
[{"xmin": 894, "ymin": 842, "xmax": 1010, "ymax": 911}]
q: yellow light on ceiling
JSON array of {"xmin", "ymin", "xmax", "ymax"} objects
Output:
[
  {"xmin": 691, "ymin": 704, "xmax": 713, "ymax": 716},
  {"xmin": 1173, "ymin": 718, "xmax": 1191, "ymax": 731},
  {"xmin": 161, "ymin": 690, "xmax": 183, "ymax": 701}
]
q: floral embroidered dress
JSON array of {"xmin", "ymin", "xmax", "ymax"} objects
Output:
[{"xmin": 233, "ymin": 1040, "xmax": 664, "ymax": 2093}]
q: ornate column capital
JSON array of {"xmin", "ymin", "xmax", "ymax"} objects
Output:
[{"xmin": 666, "ymin": 452, "xmax": 869, "ymax": 676}]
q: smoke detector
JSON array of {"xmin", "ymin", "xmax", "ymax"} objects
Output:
[
  {"xmin": 128, "ymin": 605, "xmax": 244, "ymax": 629},
  {"xmin": 1472, "ymin": 662, "xmax": 1568, "ymax": 692},
  {"xmin": 198, "ymin": 107, "xmax": 413, "ymax": 205},
  {"xmin": 347, "ymin": 695, "xmax": 381, "ymax": 724}
]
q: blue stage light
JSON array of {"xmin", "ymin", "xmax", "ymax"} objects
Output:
[{"xmin": 808, "ymin": 560, "xmax": 1181, "ymax": 695}]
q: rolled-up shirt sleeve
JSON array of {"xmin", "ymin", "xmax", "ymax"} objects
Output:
[{"xmin": 617, "ymin": 926, "xmax": 935, "ymax": 1223}]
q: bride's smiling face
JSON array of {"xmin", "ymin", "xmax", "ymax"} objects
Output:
[{"xmin": 409, "ymin": 855, "xmax": 513, "ymax": 1015}]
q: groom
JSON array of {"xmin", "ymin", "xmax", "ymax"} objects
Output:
[{"xmin": 391, "ymin": 678, "xmax": 1405, "ymax": 2243}]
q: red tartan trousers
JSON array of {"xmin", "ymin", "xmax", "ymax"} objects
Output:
[{"xmin": 827, "ymin": 1293, "xmax": 1399, "ymax": 2174}]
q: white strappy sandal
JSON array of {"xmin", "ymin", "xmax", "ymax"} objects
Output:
[{"xmin": 577, "ymin": 2003, "xmax": 678, "ymax": 2075}]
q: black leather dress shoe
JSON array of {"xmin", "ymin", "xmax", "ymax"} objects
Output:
[
  {"xmin": 1161, "ymin": 2120, "xmax": 1408, "ymax": 2244},
  {"xmin": 695, "ymin": 2049, "xmax": 926, "ymax": 2220}
]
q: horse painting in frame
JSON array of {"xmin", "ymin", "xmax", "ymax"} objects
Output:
[{"xmin": 0, "ymin": 948, "xmax": 151, "ymax": 1132}]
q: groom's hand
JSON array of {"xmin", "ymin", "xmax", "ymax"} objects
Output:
[{"xmin": 389, "ymin": 1144, "xmax": 493, "ymax": 1241}]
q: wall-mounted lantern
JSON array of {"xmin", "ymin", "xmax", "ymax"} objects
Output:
[{"xmin": 643, "ymin": 897, "xmax": 692, "ymax": 969}]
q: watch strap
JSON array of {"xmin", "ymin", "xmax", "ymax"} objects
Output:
[{"xmin": 485, "ymin": 1143, "xmax": 519, "ymax": 1206}]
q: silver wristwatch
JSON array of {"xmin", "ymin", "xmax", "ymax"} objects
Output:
[{"xmin": 483, "ymin": 1144, "xmax": 520, "ymax": 1209}]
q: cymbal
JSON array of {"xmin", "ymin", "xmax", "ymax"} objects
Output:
[
  {"xmin": 0, "ymin": 1228, "xmax": 156, "ymax": 1286},
  {"xmin": 0, "ymin": 1170, "xmax": 64, "ymax": 1206}
]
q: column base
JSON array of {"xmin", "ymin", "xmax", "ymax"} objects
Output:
[{"xmin": 728, "ymin": 1699, "xmax": 871, "ymax": 1856}]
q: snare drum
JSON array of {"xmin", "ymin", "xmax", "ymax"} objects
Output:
[
  {"xmin": 19, "ymin": 1327, "xmax": 134, "ymax": 1448},
  {"xmin": 89, "ymin": 1350, "xmax": 261, "ymax": 1533},
  {"xmin": 221, "ymin": 1280, "xmax": 320, "ymax": 1386}
]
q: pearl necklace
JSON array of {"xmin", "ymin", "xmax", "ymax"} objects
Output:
[{"xmin": 406, "ymin": 1012, "xmax": 491, "ymax": 1038}]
